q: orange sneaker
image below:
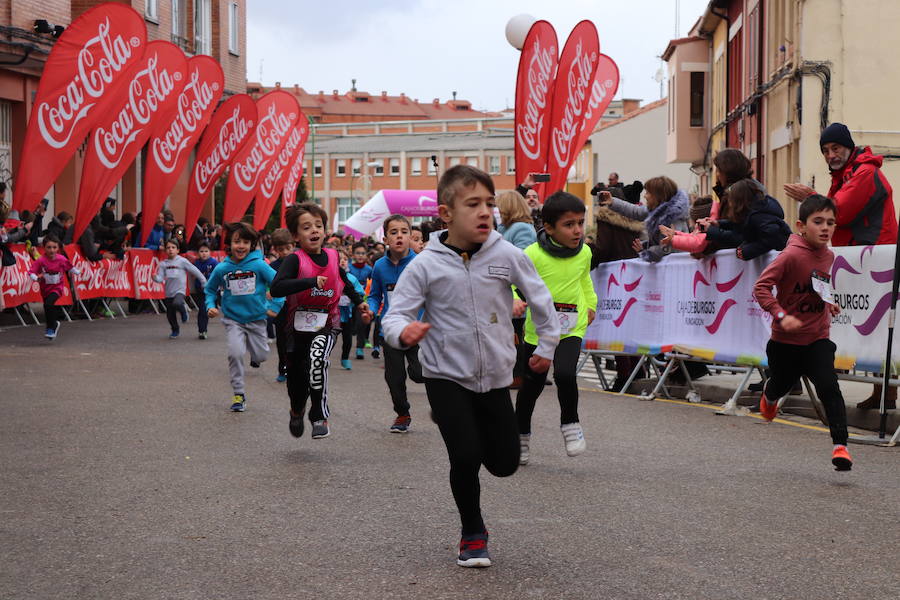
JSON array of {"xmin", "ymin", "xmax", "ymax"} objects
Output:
[
  {"xmin": 832, "ymin": 445, "xmax": 853, "ymax": 471},
  {"xmin": 759, "ymin": 392, "xmax": 778, "ymax": 422}
]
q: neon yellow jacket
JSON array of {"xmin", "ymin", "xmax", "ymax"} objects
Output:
[{"xmin": 523, "ymin": 242, "xmax": 597, "ymax": 345}]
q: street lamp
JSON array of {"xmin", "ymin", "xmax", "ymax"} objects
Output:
[
  {"xmin": 351, "ymin": 160, "xmax": 380, "ymax": 205},
  {"xmin": 505, "ymin": 14, "xmax": 536, "ymax": 50}
]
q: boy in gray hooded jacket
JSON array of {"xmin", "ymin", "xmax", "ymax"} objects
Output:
[{"xmin": 383, "ymin": 165, "xmax": 559, "ymax": 569}]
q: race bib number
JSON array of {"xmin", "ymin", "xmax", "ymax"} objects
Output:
[
  {"xmin": 555, "ymin": 302, "xmax": 578, "ymax": 335},
  {"xmin": 44, "ymin": 272, "xmax": 61, "ymax": 285},
  {"xmin": 294, "ymin": 308, "xmax": 329, "ymax": 332},
  {"xmin": 385, "ymin": 283, "xmax": 396, "ymax": 306},
  {"xmin": 227, "ymin": 271, "xmax": 256, "ymax": 296},
  {"xmin": 811, "ymin": 270, "xmax": 834, "ymax": 305}
]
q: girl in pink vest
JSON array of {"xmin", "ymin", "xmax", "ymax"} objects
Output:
[
  {"xmin": 28, "ymin": 235, "xmax": 79, "ymax": 340},
  {"xmin": 270, "ymin": 203, "xmax": 372, "ymax": 440}
]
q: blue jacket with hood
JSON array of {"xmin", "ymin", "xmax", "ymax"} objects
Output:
[
  {"xmin": 367, "ymin": 249, "xmax": 417, "ymax": 317},
  {"xmin": 204, "ymin": 249, "xmax": 277, "ymax": 323}
]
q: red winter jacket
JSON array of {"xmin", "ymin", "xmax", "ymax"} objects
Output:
[{"xmin": 828, "ymin": 146, "xmax": 897, "ymax": 246}]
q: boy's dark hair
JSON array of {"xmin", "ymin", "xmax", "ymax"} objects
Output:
[
  {"xmin": 799, "ymin": 194, "xmax": 837, "ymax": 222},
  {"xmin": 57, "ymin": 211, "xmax": 73, "ymax": 222},
  {"xmin": 285, "ymin": 202, "xmax": 328, "ymax": 235},
  {"xmin": 383, "ymin": 213, "xmax": 411, "ymax": 232},
  {"xmin": 42, "ymin": 234, "xmax": 61, "ymax": 247},
  {"xmin": 270, "ymin": 228, "xmax": 294, "ymax": 247},
  {"xmin": 226, "ymin": 221, "xmax": 260, "ymax": 250},
  {"xmin": 541, "ymin": 191, "xmax": 586, "ymax": 226},
  {"xmin": 352, "ymin": 241, "xmax": 367, "ymax": 252},
  {"xmin": 197, "ymin": 241, "xmax": 211, "ymax": 251},
  {"xmin": 411, "ymin": 224, "xmax": 422, "ymax": 233},
  {"xmin": 437, "ymin": 164, "xmax": 495, "ymax": 207},
  {"xmin": 164, "ymin": 238, "xmax": 181, "ymax": 250}
]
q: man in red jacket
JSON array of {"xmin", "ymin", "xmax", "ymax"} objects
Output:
[{"xmin": 785, "ymin": 122, "xmax": 898, "ymax": 410}]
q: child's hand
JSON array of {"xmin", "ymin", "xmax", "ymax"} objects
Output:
[
  {"xmin": 587, "ymin": 309, "xmax": 595, "ymax": 325},
  {"xmin": 658, "ymin": 225, "xmax": 675, "ymax": 246},
  {"xmin": 830, "ymin": 303, "xmax": 841, "ymax": 316},
  {"xmin": 631, "ymin": 238, "xmax": 643, "ymax": 253},
  {"xmin": 266, "ymin": 291, "xmax": 272, "ymax": 300},
  {"xmin": 779, "ymin": 315, "xmax": 803, "ymax": 331},
  {"xmin": 357, "ymin": 303, "xmax": 373, "ymax": 325},
  {"xmin": 266, "ymin": 310, "xmax": 278, "ymax": 318},
  {"xmin": 207, "ymin": 307, "xmax": 219, "ymax": 318},
  {"xmin": 316, "ymin": 275, "xmax": 327, "ymax": 288},
  {"xmin": 400, "ymin": 321, "xmax": 431, "ymax": 347},
  {"xmin": 784, "ymin": 183, "xmax": 816, "ymax": 201},
  {"xmin": 696, "ymin": 217, "xmax": 711, "ymax": 232},
  {"xmin": 512, "ymin": 299, "xmax": 527, "ymax": 318},
  {"xmin": 529, "ymin": 354, "xmax": 552, "ymax": 373}
]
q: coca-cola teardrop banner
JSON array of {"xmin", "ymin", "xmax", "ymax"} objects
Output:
[
  {"xmin": 280, "ymin": 145, "xmax": 307, "ymax": 226},
  {"xmin": 573, "ymin": 54, "xmax": 620, "ymax": 161},
  {"xmin": 514, "ymin": 20, "xmax": 558, "ymax": 193},
  {"xmin": 73, "ymin": 40, "xmax": 187, "ymax": 242},
  {"xmin": 545, "ymin": 20, "xmax": 600, "ymax": 194},
  {"xmin": 13, "ymin": 3, "xmax": 147, "ymax": 212},
  {"xmin": 140, "ymin": 55, "xmax": 223, "ymax": 246},
  {"xmin": 183, "ymin": 94, "xmax": 257, "ymax": 238},
  {"xmin": 222, "ymin": 90, "xmax": 300, "ymax": 225},
  {"xmin": 253, "ymin": 117, "xmax": 309, "ymax": 230}
]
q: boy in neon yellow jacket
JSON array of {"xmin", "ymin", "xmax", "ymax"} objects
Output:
[{"xmin": 517, "ymin": 191, "xmax": 597, "ymax": 464}]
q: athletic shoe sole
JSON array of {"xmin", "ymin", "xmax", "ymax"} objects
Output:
[
  {"xmin": 457, "ymin": 557, "xmax": 492, "ymax": 568},
  {"xmin": 311, "ymin": 431, "xmax": 330, "ymax": 439}
]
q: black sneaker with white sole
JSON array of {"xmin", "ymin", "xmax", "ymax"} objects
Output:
[
  {"xmin": 457, "ymin": 531, "xmax": 491, "ymax": 568},
  {"xmin": 311, "ymin": 420, "xmax": 330, "ymax": 439}
]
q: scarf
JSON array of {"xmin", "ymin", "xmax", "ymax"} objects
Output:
[{"xmin": 537, "ymin": 228, "xmax": 583, "ymax": 258}]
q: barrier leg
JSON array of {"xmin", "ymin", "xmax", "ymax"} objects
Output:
[
  {"xmin": 801, "ymin": 376, "xmax": 829, "ymax": 426},
  {"xmin": 619, "ymin": 354, "xmax": 647, "ymax": 394},
  {"xmin": 79, "ymin": 300, "xmax": 93, "ymax": 321},
  {"xmin": 114, "ymin": 299, "xmax": 127, "ymax": 318},
  {"xmin": 716, "ymin": 367, "xmax": 754, "ymax": 416},
  {"xmin": 186, "ymin": 295, "xmax": 198, "ymax": 311},
  {"xmin": 12, "ymin": 306, "xmax": 27, "ymax": 326},
  {"xmin": 60, "ymin": 306, "xmax": 72, "ymax": 322},
  {"xmin": 26, "ymin": 304, "xmax": 40, "ymax": 325},
  {"xmin": 643, "ymin": 357, "xmax": 677, "ymax": 401},
  {"xmin": 590, "ymin": 354, "xmax": 611, "ymax": 391},
  {"xmin": 100, "ymin": 299, "xmax": 116, "ymax": 319},
  {"xmin": 148, "ymin": 299, "xmax": 160, "ymax": 314},
  {"xmin": 576, "ymin": 351, "xmax": 591, "ymax": 374}
]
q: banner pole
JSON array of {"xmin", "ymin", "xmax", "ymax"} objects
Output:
[
  {"xmin": 877, "ymin": 240, "xmax": 900, "ymax": 439},
  {"xmin": 12, "ymin": 306, "xmax": 27, "ymax": 326}
]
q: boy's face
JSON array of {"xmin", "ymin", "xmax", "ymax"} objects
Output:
[
  {"xmin": 352, "ymin": 247, "xmax": 367, "ymax": 263},
  {"xmin": 294, "ymin": 212, "xmax": 325, "ymax": 252},
  {"xmin": 44, "ymin": 241, "xmax": 59, "ymax": 259},
  {"xmin": 383, "ymin": 219, "xmax": 411, "ymax": 256},
  {"xmin": 198, "ymin": 247, "xmax": 211, "ymax": 260},
  {"xmin": 409, "ymin": 229, "xmax": 424, "ymax": 253},
  {"xmin": 544, "ymin": 211, "xmax": 585, "ymax": 249},
  {"xmin": 339, "ymin": 255, "xmax": 349, "ymax": 270},
  {"xmin": 231, "ymin": 235, "xmax": 252, "ymax": 261},
  {"xmin": 274, "ymin": 243, "xmax": 294, "ymax": 258},
  {"xmin": 165, "ymin": 242, "xmax": 179, "ymax": 258},
  {"xmin": 797, "ymin": 209, "xmax": 836, "ymax": 248},
  {"xmin": 439, "ymin": 182, "xmax": 494, "ymax": 247}
]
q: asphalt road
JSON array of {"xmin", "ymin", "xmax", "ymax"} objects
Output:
[{"xmin": 1, "ymin": 314, "xmax": 898, "ymax": 599}]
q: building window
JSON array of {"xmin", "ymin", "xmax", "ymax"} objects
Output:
[
  {"xmin": 690, "ymin": 72, "xmax": 705, "ymax": 127},
  {"xmin": 373, "ymin": 159, "xmax": 384, "ymax": 175},
  {"xmin": 449, "ymin": 157, "xmax": 461, "ymax": 167},
  {"xmin": 228, "ymin": 3, "xmax": 240, "ymax": 54},
  {"xmin": 427, "ymin": 157, "xmax": 437, "ymax": 175},
  {"xmin": 313, "ymin": 160, "xmax": 322, "ymax": 176},
  {"xmin": 145, "ymin": 0, "xmax": 159, "ymax": 22},
  {"xmin": 506, "ymin": 155, "xmax": 515, "ymax": 174},
  {"xmin": 390, "ymin": 158, "xmax": 400, "ymax": 176},
  {"xmin": 410, "ymin": 158, "xmax": 422, "ymax": 176},
  {"xmin": 488, "ymin": 156, "xmax": 500, "ymax": 175},
  {"xmin": 194, "ymin": 0, "xmax": 211, "ymax": 55},
  {"xmin": 467, "ymin": 157, "xmax": 478, "ymax": 167},
  {"xmin": 351, "ymin": 159, "xmax": 361, "ymax": 176},
  {"xmin": 337, "ymin": 197, "xmax": 359, "ymax": 225},
  {"xmin": 336, "ymin": 159, "xmax": 346, "ymax": 176}
]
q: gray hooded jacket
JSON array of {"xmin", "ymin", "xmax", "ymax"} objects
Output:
[{"xmin": 383, "ymin": 230, "xmax": 560, "ymax": 393}]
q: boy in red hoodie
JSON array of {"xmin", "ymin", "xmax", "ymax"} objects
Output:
[{"xmin": 753, "ymin": 195, "xmax": 851, "ymax": 471}]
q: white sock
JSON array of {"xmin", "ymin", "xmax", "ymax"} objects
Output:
[{"xmin": 833, "ymin": 444, "xmax": 846, "ymax": 451}]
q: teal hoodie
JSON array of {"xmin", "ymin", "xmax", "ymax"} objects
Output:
[{"xmin": 204, "ymin": 249, "xmax": 277, "ymax": 323}]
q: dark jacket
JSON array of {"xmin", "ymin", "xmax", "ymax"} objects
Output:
[
  {"xmin": 591, "ymin": 206, "xmax": 643, "ymax": 268},
  {"xmin": 706, "ymin": 195, "xmax": 791, "ymax": 260},
  {"xmin": 827, "ymin": 146, "xmax": 898, "ymax": 246}
]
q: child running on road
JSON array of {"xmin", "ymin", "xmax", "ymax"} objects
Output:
[
  {"xmin": 192, "ymin": 242, "xmax": 218, "ymax": 339},
  {"xmin": 154, "ymin": 239, "xmax": 207, "ymax": 340},
  {"xmin": 204, "ymin": 223, "xmax": 276, "ymax": 412},
  {"xmin": 515, "ymin": 191, "xmax": 597, "ymax": 464},
  {"xmin": 383, "ymin": 165, "xmax": 559, "ymax": 568},
  {"xmin": 348, "ymin": 242, "xmax": 373, "ymax": 360},
  {"xmin": 338, "ymin": 251, "xmax": 366, "ymax": 370},
  {"xmin": 369, "ymin": 214, "xmax": 423, "ymax": 433},
  {"xmin": 28, "ymin": 234, "xmax": 79, "ymax": 340},
  {"xmin": 270, "ymin": 203, "xmax": 372, "ymax": 440},
  {"xmin": 753, "ymin": 194, "xmax": 852, "ymax": 470},
  {"xmin": 268, "ymin": 229, "xmax": 295, "ymax": 382}
]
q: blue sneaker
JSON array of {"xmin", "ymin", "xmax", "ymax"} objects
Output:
[
  {"xmin": 457, "ymin": 531, "xmax": 491, "ymax": 568},
  {"xmin": 356, "ymin": 348, "xmax": 364, "ymax": 360},
  {"xmin": 371, "ymin": 347, "xmax": 380, "ymax": 359},
  {"xmin": 231, "ymin": 394, "xmax": 246, "ymax": 412},
  {"xmin": 45, "ymin": 328, "xmax": 57, "ymax": 339},
  {"xmin": 341, "ymin": 359, "xmax": 352, "ymax": 370},
  {"xmin": 390, "ymin": 415, "xmax": 411, "ymax": 433},
  {"xmin": 276, "ymin": 374, "xmax": 287, "ymax": 383},
  {"xmin": 169, "ymin": 330, "xmax": 179, "ymax": 339}
]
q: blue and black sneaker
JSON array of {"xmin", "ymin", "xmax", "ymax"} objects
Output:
[
  {"xmin": 231, "ymin": 393, "xmax": 246, "ymax": 412},
  {"xmin": 457, "ymin": 531, "xmax": 491, "ymax": 568},
  {"xmin": 276, "ymin": 374, "xmax": 287, "ymax": 383}
]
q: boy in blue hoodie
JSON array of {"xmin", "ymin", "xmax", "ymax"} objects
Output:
[
  {"xmin": 192, "ymin": 242, "xmax": 219, "ymax": 339},
  {"xmin": 204, "ymin": 223, "xmax": 278, "ymax": 412},
  {"xmin": 368, "ymin": 214, "xmax": 423, "ymax": 433}
]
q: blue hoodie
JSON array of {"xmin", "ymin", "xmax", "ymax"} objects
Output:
[
  {"xmin": 204, "ymin": 249, "xmax": 277, "ymax": 323},
  {"xmin": 193, "ymin": 256, "xmax": 219, "ymax": 293},
  {"xmin": 348, "ymin": 261, "xmax": 373, "ymax": 285},
  {"xmin": 368, "ymin": 249, "xmax": 417, "ymax": 317}
]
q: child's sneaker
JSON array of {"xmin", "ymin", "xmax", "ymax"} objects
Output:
[
  {"xmin": 832, "ymin": 445, "xmax": 853, "ymax": 471},
  {"xmin": 371, "ymin": 347, "xmax": 380, "ymax": 359},
  {"xmin": 457, "ymin": 531, "xmax": 491, "ymax": 568},
  {"xmin": 356, "ymin": 348, "xmax": 364, "ymax": 360},
  {"xmin": 341, "ymin": 359, "xmax": 352, "ymax": 370},
  {"xmin": 759, "ymin": 391, "xmax": 778, "ymax": 421},
  {"xmin": 311, "ymin": 420, "xmax": 330, "ymax": 438},
  {"xmin": 169, "ymin": 331, "xmax": 179, "ymax": 339},
  {"xmin": 231, "ymin": 394, "xmax": 246, "ymax": 412},
  {"xmin": 289, "ymin": 412, "xmax": 304, "ymax": 438},
  {"xmin": 519, "ymin": 433, "xmax": 531, "ymax": 465},
  {"xmin": 365, "ymin": 341, "xmax": 373, "ymax": 349},
  {"xmin": 198, "ymin": 332, "xmax": 207, "ymax": 340},
  {"xmin": 46, "ymin": 328, "xmax": 58, "ymax": 339},
  {"xmin": 561, "ymin": 422, "xmax": 586, "ymax": 456},
  {"xmin": 250, "ymin": 361, "xmax": 260, "ymax": 368},
  {"xmin": 390, "ymin": 414, "xmax": 411, "ymax": 433},
  {"xmin": 276, "ymin": 374, "xmax": 287, "ymax": 383}
]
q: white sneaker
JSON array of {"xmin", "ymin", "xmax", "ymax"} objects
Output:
[
  {"xmin": 519, "ymin": 434, "xmax": 531, "ymax": 465},
  {"xmin": 561, "ymin": 423, "xmax": 586, "ymax": 457}
]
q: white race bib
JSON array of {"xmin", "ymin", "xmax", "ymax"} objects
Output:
[
  {"xmin": 338, "ymin": 295, "xmax": 351, "ymax": 307},
  {"xmin": 555, "ymin": 302, "xmax": 578, "ymax": 335},
  {"xmin": 811, "ymin": 270, "xmax": 834, "ymax": 305},
  {"xmin": 227, "ymin": 272, "xmax": 256, "ymax": 296},
  {"xmin": 293, "ymin": 308, "xmax": 329, "ymax": 332},
  {"xmin": 44, "ymin": 272, "xmax": 61, "ymax": 285}
]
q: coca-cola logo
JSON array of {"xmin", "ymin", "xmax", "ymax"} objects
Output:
[
  {"xmin": 232, "ymin": 103, "xmax": 295, "ymax": 192},
  {"xmin": 583, "ymin": 78, "xmax": 614, "ymax": 122},
  {"xmin": 0, "ymin": 248, "xmax": 39, "ymax": 297},
  {"xmin": 283, "ymin": 148, "xmax": 306, "ymax": 206},
  {"xmin": 37, "ymin": 18, "xmax": 136, "ymax": 149},
  {"xmin": 516, "ymin": 36, "xmax": 556, "ymax": 161},
  {"xmin": 94, "ymin": 53, "xmax": 179, "ymax": 169},
  {"xmin": 194, "ymin": 108, "xmax": 254, "ymax": 194},
  {"xmin": 550, "ymin": 40, "xmax": 595, "ymax": 168},
  {"xmin": 150, "ymin": 68, "xmax": 217, "ymax": 174},
  {"xmin": 259, "ymin": 124, "xmax": 304, "ymax": 198},
  {"xmin": 131, "ymin": 252, "xmax": 163, "ymax": 296}
]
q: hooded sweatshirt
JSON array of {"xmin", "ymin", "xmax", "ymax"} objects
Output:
[
  {"xmin": 382, "ymin": 230, "xmax": 560, "ymax": 393},
  {"xmin": 827, "ymin": 146, "xmax": 898, "ymax": 246},
  {"xmin": 154, "ymin": 255, "xmax": 207, "ymax": 299},
  {"xmin": 367, "ymin": 249, "xmax": 417, "ymax": 317},
  {"xmin": 204, "ymin": 249, "xmax": 277, "ymax": 323},
  {"xmin": 753, "ymin": 234, "xmax": 834, "ymax": 346}
]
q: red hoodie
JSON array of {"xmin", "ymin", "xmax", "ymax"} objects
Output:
[
  {"xmin": 828, "ymin": 146, "xmax": 897, "ymax": 246},
  {"xmin": 753, "ymin": 234, "xmax": 833, "ymax": 345}
]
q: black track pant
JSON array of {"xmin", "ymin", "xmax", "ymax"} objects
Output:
[
  {"xmin": 274, "ymin": 313, "xmax": 287, "ymax": 377},
  {"xmin": 765, "ymin": 339, "xmax": 848, "ymax": 445},
  {"xmin": 163, "ymin": 293, "xmax": 186, "ymax": 334},
  {"xmin": 425, "ymin": 378, "xmax": 519, "ymax": 535},
  {"xmin": 383, "ymin": 343, "xmax": 423, "ymax": 416},
  {"xmin": 44, "ymin": 292, "xmax": 62, "ymax": 330},
  {"xmin": 286, "ymin": 330, "xmax": 337, "ymax": 422},
  {"xmin": 340, "ymin": 312, "xmax": 356, "ymax": 360},
  {"xmin": 191, "ymin": 292, "xmax": 208, "ymax": 334},
  {"xmin": 516, "ymin": 336, "xmax": 582, "ymax": 434},
  {"xmin": 356, "ymin": 318, "xmax": 371, "ymax": 349}
]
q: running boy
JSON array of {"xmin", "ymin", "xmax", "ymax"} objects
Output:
[
  {"xmin": 515, "ymin": 191, "xmax": 597, "ymax": 464},
  {"xmin": 270, "ymin": 203, "xmax": 372, "ymax": 440},
  {"xmin": 204, "ymin": 223, "xmax": 276, "ymax": 412},
  {"xmin": 369, "ymin": 214, "xmax": 423, "ymax": 433},
  {"xmin": 383, "ymin": 165, "xmax": 559, "ymax": 568},
  {"xmin": 753, "ymin": 194, "xmax": 851, "ymax": 470},
  {"xmin": 268, "ymin": 229, "xmax": 295, "ymax": 382},
  {"xmin": 154, "ymin": 239, "xmax": 207, "ymax": 339},
  {"xmin": 349, "ymin": 241, "xmax": 373, "ymax": 360},
  {"xmin": 192, "ymin": 242, "xmax": 218, "ymax": 339},
  {"xmin": 28, "ymin": 234, "xmax": 79, "ymax": 340}
]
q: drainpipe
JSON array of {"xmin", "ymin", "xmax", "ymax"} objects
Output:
[{"xmin": 756, "ymin": 0, "xmax": 765, "ymax": 182}]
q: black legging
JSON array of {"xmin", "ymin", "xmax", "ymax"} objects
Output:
[
  {"xmin": 44, "ymin": 292, "xmax": 62, "ymax": 330},
  {"xmin": 163, "ymin": 293, "xmax": 186, "ymax": 334},
  {"xmin": 287, "ymin": 330, "xmax": 337, "ymax": 422},
  {"xmin": 515, "ymin": 336, "xmax": 582, "ymax": 434},
  {"xmin": 340, "ymin": 312, "xmax": 356, "ymax": 360},
  {"xmin": 425, "ymin": 378, "xmax": 519, "ymax": 535}
]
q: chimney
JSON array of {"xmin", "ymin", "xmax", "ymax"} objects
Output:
[
  {"xmin": 400, "ymin": 93, "xmax": 407, "ymax": 104},
  {"xmin": 293, "ymin": 84, "xmax": 300, "ymax": 94},
  {"xmin": 275, "ymin": 81, "xmax": 281, "ymax": 88},
  {"xmin": 452, "ymin": 90, "xmax": 457, "ymax": 100},
  {"xmin": 351, "ymin": 78, "xmax": 357, "ymax": 92},
  {"xmin": 332, "ymin": 89, "xmax": 340, "ymax": 99},
  {"xmin": 622, "ymin": 99, "xmax": 641, "ymax": 115},
  {"xmin": 433, "ymin": 98, "xmax": 440, "ymax": 107}
]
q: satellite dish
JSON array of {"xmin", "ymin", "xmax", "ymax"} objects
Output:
[
  {"xmin": 654, "ymin": 68, "xmax": 664, "ymax": 83},
  {"xmin": 505, "ymin": 14, "xmax": 537, "ymax": 50}
]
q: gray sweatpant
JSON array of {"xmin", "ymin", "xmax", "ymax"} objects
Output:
[{"xmin": 222, "ymin": 317, "xmax": 269, "ymax": 395}]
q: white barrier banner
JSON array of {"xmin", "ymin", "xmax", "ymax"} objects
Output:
[{"xmin": 584, "ymin": 245, "xmax": 899, "ymax": 371}]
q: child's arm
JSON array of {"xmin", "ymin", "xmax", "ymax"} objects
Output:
[
  {"xmin": 180, "ymin": 256, "xmax": 207, "ymax": 287},
  {"xmin": 367, "ymin": 264, "xmax": 384, "ymax": 316},
  {"xmin": 27, "ymin": 257, "xmax": 43, "ymax": 280},
  {"xmin": 510, "ymin": 251, "xmax": 560, "ymax": 363},
  {"xmin": 382, "ymin": 262, "xmax": 428, "ymax": 349},
  {"xmin": 579, "ymin": 255, "xmax": 598, "ymax": 324},
  {"xmin": 62, "ymin": 256, "xmax": 80, "ymax": 277},
  {"xmin": 753, "ymin": 252, "xmax": 790, "ymax": 319},
  {"xmin": 670, "ymin": 231, "xmax": 709, "ymax": 253},
  {"xmin": 153, "ymin": 260, "xmax": 165, "ymax": 283}
]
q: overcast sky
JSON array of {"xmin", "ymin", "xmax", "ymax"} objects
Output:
[{"xmin": 246, "ymin": 1, "xmax": 711, "ymax": 112}]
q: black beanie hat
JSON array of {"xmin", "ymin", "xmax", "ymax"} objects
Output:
[{"xmin": 820, "ymin": 123, "xmax": 855, "ymax": 151}]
